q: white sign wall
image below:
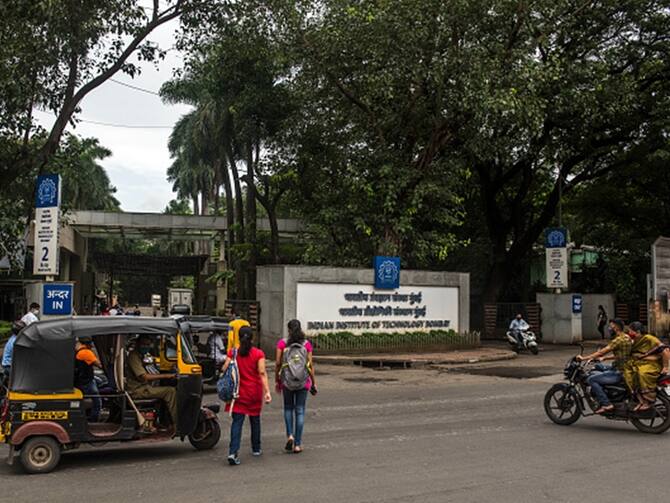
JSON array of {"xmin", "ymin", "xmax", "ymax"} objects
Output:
[{"xmin": 296, "ymin": 283, "xmax": 459, "ymax": 333}]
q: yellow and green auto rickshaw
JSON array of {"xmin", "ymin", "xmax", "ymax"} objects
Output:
[{"xmin": 0, "ymin": 316, "xmax": 220, "ymax": 474}]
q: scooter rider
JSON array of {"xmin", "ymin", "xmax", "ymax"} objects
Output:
[
  {"xmin": 576, "ymin": 318, "xmax": 632, "ymax": 414},
  {"xmin": 509, "ymin": 313, "xmax": 530, "ymax": 350}
]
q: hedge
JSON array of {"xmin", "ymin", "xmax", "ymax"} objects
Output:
[{"xmin": 309, "ymin": 330, "xmax": 480, "ymax": 354}]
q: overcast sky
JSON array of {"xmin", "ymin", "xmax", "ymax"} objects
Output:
[{"xmin": 35, "ymin": 18, "xmax": 190, "ymax": 213}]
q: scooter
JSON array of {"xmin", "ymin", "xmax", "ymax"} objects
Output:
[{"xmin": 506, "ymin": 329, "xmax": 539, "ymax": 355}]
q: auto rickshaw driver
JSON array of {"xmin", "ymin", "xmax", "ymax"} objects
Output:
[{"xmin": 127, "ymin": 335, "xmax": 178, "ymax": 431}]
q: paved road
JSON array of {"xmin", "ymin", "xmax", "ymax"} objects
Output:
[{"xmin": 1, "ymin": 346, "xmax": 667, "ymax": 502}]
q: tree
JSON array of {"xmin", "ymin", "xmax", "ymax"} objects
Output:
[
  {"xmin": 565, "ymin": 148, "xmax": 670, "ymax": 302},
  {"xmin": 164, "ymin": 199, "xmax": 193, "ymax": 216},
  {"xmin": 55, "ymin": 135, "xmax": 120, "ymax": 211},
  {"xmin": 267, "ymin": 0, "xmax": 670, "ymax": 301},
  {"xmin": 1, "ymin": 0, "xmax": 190, "ymax": 261}
]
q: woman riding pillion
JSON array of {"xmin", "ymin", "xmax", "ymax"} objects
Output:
[
  {"xmin": 623, "ymin": 321, "xmax": 670, "ymax": 412},
  {"xmin": 221, "ymin": 327, "xmax": 271, "ymax": 465},
  {"xmin": 576, "ymin": 318, "xmax": 631, "ymax": 414},
  {"xmin": 275, "ymin": 319, "xmax": 317, "ymax": 454}
]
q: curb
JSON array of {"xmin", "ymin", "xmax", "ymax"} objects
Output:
[{"xmin": 314, "ymin": 350, "xmax": 517, "ymax": 368}]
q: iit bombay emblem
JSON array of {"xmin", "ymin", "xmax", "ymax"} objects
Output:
[
  {"xmin": 546, "ymin": 229, "xmax": 566, "ymax": 248},
  {"xmin": 378, "ymin": 260, "xmax": 399, "ymax": 284},
  {"xmin": 37, "ymin": 177, "xmax": 58, "ymax": 206}
]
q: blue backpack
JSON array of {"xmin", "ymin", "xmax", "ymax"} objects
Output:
[{"xmin": 216, "ymin": 349, "xmax": 239, "ymax": 403}]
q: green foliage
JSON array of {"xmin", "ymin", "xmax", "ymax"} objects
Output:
[
  {"xmin": 0, "ymin": 321, "xmax": 12, "ymax": 342},
  {"xmin": 164, "ymin": 199, "xmax": 193, "ymax": 216},
  {"xmin": 309, "ymin": 330, "xmax": 480, "ymax": 353},
  {"xmin": 565, "ymin": 149, "xmax": 670, "ymax": 301},
  {"xmin": 176, "ymin": 1, "xmax": 670, "ymax": 302}
]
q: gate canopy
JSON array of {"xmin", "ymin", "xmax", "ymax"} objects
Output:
[{"xmin": 90, "ymin": 252, "xmax": 209, "ymax": 277}]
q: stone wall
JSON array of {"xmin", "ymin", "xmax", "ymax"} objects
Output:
[
  {"xmin": 537, "ymin": 293, "xmax": 615, "ymax": 344},
  {"xmin": 257, "ymin": 266, "xmax": 470, "ymax": 355}
]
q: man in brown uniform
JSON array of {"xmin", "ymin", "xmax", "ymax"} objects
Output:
[{"xmin": 127, "ymin": 335, "xmax": 178, "ymax": 429}]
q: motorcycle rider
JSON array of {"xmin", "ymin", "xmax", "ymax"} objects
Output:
[
  {"xmin": 623, "ymin": 321, "xmax": 670, "ymax": 412},
  {"xmin": 509, "ymin": 313, "xmax": 530, "ymax": 350},
  {"xmin": 576, "ymin": 318, "xmax": 631, "ymax": 414}
]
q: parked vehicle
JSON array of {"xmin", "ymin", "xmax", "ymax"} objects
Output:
[
  {"xmin": 168, "ymin": 288, "xmax": 193, "ymax": 314},
  {"xmin": 177, "ymin": 316, "xmax": 230, "ymax": 386},
  {"xmin": 544, "ymin": 352, "xmax": 670, "ymax": 434},
  {"xmin": 0, "ymin": 316, "xmax": 221, "ymax": 474},
  {"xmin": 506, "ymin": 328, "xmax": 539, "ymax": 355}
]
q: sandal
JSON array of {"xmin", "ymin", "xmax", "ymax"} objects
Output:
[
  {"xmin": 293, "ymin": 446, "xmax": 303, "ymax": 454},
  {"xmin": 285, "ymin": 437, "xmax": 294, "ymax": 452},
  {"xmin": 595, "ymin": 404, "xmax": 614, "ymax": 414}
]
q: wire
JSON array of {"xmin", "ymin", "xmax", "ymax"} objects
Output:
[
  {"xmin": 34, "ymin": 108, "xmax": 173, "ymax": 129},
  {"xmin": 76, "ymin": 118, "xmax": 173, "ymax": 129},
  {"xmin": 110, "ymin": 78, "xmax": 161, "ymax": 96}
]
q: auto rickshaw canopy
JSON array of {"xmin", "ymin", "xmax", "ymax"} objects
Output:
[
  {"xmin": 176, "ymin": 316, "xmax": 230, "ymax": 335},
  {"xmin": 11, "ymin": 316, "xmax": 180, "ymax": 394}
]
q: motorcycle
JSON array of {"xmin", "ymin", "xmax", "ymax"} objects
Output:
[
  {"xmin": 506, "ymin": 329, "xmax": 539, "ymax": 355},
  {"xmin": 544, "ymin": 353, "xmax": 670, "ymax": 434}
]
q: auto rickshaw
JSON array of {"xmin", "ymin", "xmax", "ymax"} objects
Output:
[
  {"xmin": 176, "ymin": 316, "xmax": 231, "ymax": 385},
  {"xmin": 0, "ymin": 316, "xmax": 221, "ymax": 474}
]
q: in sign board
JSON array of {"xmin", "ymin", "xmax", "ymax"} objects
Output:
[
  {"xmin": 43, "ymin": 283, "xmax": 73, "ymax": 315},
  {"xmin": 572, "ymin": 294, "xmax": 583, "ymax": 314},
  {"xmin": 374, "ymin": 256, "xmax": 401, "ymax": 290}
]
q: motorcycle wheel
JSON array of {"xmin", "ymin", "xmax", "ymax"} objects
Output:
[
  {"xmin": 631, "ymin": 393, "xmax": 670, "ymax": 434},
  {"xmin": 188, "ymin": 419, "xmax": 221, "ymax": 450},
  {"xmin": 529, "ymin": 343, "xmax": 539, "ymax": 355},
  {"xmin": 544, "ymin": 384, "xmax": 581, "ymax": 425}
]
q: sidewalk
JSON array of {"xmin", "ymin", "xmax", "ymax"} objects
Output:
[{"xmin": 314, "ymin": 346, "xmax": 517, "ymax": 368}]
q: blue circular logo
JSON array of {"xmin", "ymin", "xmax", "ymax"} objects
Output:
[
  {"xmin": 38, "ymin": 178, "xmax": 58, "ymax": 206},
  {"xmin": 547, "ymin": 230, "xmax": 566, "ymax": 248},
  {"xmin": 378, "ymin": 260, "xmax": 399, "ymax": 284}
]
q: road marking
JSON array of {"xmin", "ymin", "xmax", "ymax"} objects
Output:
[{"xmin": 314, "ymin": 390, "xmax": 546, "ymax": 413}]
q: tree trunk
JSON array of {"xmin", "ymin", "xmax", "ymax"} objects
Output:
[
  {"xmin": 245, "ymin": 142, "xmax": 257, "ymax": 300},
  {"xmin": 216, "ymin": 156, "xmax": 235, "ymax": 252},
  {"xmin": 226, "ymin": 140, "xmax": 245, "ymax": 244},
  {"xmin": 268, "ymin": 206, "xmax": 280, "ymax": 264},
  {"xmin": 192, "ymin": 194, "xmax": 200, "ymax": 216}
]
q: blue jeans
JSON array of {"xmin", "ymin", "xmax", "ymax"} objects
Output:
[
  {"xmin": 587, "ymin": 370, "xmax": 622, "ymax": 407},
  {"xmin": 283, "ymin": 389, "xmax": 308, "ymax": 446},
  {"xmin": 77, "ymin": 380, "xmax": 101, "ymax": 422},
  {"xmin": 229, "ymin": 413, "xmax": 261, "ymax": 455}
]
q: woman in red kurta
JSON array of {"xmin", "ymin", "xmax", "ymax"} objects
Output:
[{"xmin": 221, "ymin": 327, "xmax": 271, "ymax": 465}]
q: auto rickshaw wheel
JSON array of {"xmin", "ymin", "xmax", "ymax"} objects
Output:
[
  {"xmin": 188, "ymin": 419, "xmax": 221, "ymax": 450},
  {"xmin": 19, "ymin": 436, "xmax": 61, "ymax": 474}
]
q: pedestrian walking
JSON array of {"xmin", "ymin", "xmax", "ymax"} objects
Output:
[
  {"xmin": 20, "ymin": 303, "xmax": 40, "ymax": 326},
  {"xmin": 597, "ymin": 305, "xmax": 608, "ymax": 339},
  {"xmin": 275, "ymin": 319, "xmax": 317, "ymax": 454},
  {"xmin": 222, "ymin": 327, "xmax": 271, "ymax": 465},
  {"xmin": 2, "ymin": 320, "xmax": 25, "ymax": 379}
]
